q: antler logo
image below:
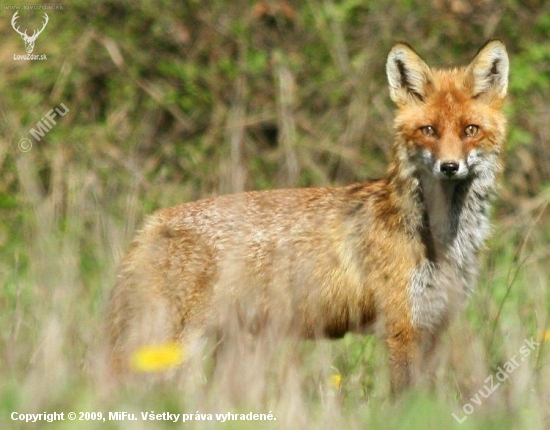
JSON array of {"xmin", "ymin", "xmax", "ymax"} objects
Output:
[{"xmin": 11, "ymin": 11, "xmax": 49, "ymax": 54}]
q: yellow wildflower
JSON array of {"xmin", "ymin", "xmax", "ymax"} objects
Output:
[
  {"xmin": 544, "ymin": 330, "xmax": 550, "ymax": 342},
  {"xmin": 130, "ymin": 342, "xmax": 185, "ymax": 372},
  {"xmin": 330, "ymin": 373, "xmax": 343, "ymax": 389}
]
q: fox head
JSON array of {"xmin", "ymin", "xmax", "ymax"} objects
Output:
[{"xmin": 386, "ymin": 40, "xmax": 509, "ymax": 180}]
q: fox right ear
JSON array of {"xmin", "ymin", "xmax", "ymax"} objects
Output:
[
  {"xmin": 386, "ymin": 43, "xmax": 434, "ymax": 106},
  {"xmin": 464, "ymin": 40, "xmax": 509, "ymax": 101}
]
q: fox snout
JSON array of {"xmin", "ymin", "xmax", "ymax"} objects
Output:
[
  {"xmin": 434, "ymin": 153, "xmax": 470, "ymax": 180},
  {"xmin": 420, "ymin": 147, "xmax": 476, "ymax": 180},
  {"xmin": 439, "ymin": 161, "xmax": 459, "ymax": 177},
  {"xmin": 427, "ymin": 157, "xmax": 466, "ymax": 180}
]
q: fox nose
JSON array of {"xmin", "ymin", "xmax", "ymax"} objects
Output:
[{"xmin": 440, "ymin": 161, "xmax": 459, "ymax": 177}]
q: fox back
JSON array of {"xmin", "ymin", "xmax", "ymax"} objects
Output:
[{"xmin": 109, "ymin": 41, "xmax": 508, "ymax": 391}]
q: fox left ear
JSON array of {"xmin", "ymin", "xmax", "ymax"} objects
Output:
[
  {"xmin": 465, "ymin": 40, "xmax": 509, "ymax": 101},
  {"xmin": 386, "ymin": 43, "xmax": 434, "ymax": 106}
]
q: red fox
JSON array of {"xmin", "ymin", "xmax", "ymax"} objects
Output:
[{"xmin": 109, "ymin": 41, "xmax": 508, "ymax": 391}]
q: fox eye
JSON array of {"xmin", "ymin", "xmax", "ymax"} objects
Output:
[
  {"xmin": 464, "ymin": 125, "xmax": 479, "ymax": 137},
  {"xmin": 420, "ymin": 126, "xmax": 437, "ymax": 137}
]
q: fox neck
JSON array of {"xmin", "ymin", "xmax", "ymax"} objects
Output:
[
  {"xmin": 418, "ymin": 174, "xmax": 486, "ymax": 263},
  {"xmin": 387, "ymin": 150, "xmax": 499, "ymax": 266}
]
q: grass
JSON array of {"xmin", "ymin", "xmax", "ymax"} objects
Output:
[
  {"xmin": 2, "ymin": 135, "xmax": 549, "ymax": 430},
  {"xmin": 1, "ymin": 1, "xmax": 550, "ymax": 429}
]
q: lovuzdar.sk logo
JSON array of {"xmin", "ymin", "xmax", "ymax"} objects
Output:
[{"xmin": 11, "ymin": 11, "xmax": 49, "ymax": 60}]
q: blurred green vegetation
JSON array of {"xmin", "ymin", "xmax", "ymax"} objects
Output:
[{"xmin": 1, "ymin": 1, "xmax": 550, "ymax": 429}]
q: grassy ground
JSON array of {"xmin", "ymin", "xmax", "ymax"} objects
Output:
[{"xmin": 1, "ymin": 1, "xmax": 550, "ymax": 429}]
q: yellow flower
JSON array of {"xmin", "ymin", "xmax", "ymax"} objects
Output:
[
  {"xmin": 544, "ymin": 330, "xmax": 550, "ymax": 342},
  {"xmin": 330, "ymin": 373, "xmax": 343, "ymax": 389},
  {"xmin": 130, "ymin": 342, "xmax": 185, "ymax": 372}
]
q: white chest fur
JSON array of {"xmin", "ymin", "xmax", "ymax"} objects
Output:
[{"xmin": 409, "ymin": 173, "xmax": 493, "ymax": 332}]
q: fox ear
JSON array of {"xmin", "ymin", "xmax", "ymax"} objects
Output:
[
  {"xmin": 386, "ymin": 43, "xmax": 434, "ymax": 105},
  {"xmin": 464, "ymin": 40, "xmax": 509, "ymax": 101}
]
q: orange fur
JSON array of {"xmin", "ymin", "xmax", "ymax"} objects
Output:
[{"xmin": 108, "ymin": 41, "xmax": 509, "ymax": 391}]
